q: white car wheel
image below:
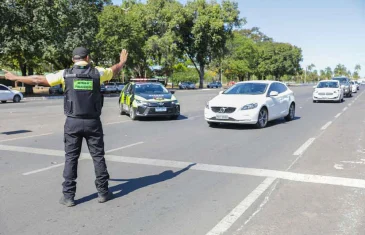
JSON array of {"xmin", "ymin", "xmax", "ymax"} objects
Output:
[
  {"xmin": 256, "ymin": 108, "xmax": 268, "ymax": 128},
  {"xmin": 13, "ymin": 95, "xmax": 21, "ymax": 103}
]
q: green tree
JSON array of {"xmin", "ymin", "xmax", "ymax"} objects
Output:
[
  {"xmin": 97, "ymin": 3, "xmax": 148, "ymax": 79},
  {"xmin": 223, "ymin": 31, "xmax": 258, "ymax": 81},
  {"xmin": 334, "ymin": 64, "xmax": 347, "ymax": 76},
  {"xmin": 324, "ymin": 66, "xmax": 333, "ymax": 79},
  {"xmin": 355, "ymin": 64, "xmax": 361, "ymax": 73},
  {"xmin": 144, "ymin": 0, "xmax": 186, "ymax": 77},
  {"xmin": 178, "ymin": 0, "xmax": 243, "ymax": 88},
  {"xmin": 256, "ymin": 42, "xmax": 302, "ymax": 80},
  {"xmin": 238, "ymin": 27, "xmax": 273, "ymax": 43},
  {"xmin": 319, "ymin": 70, "xmax": 326, "ymax": 80}
]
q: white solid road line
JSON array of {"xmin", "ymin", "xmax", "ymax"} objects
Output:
[
  {"xmin": 104, "ymin": 120, "xmax": 131, "ymax": 126},
  {"xmin": 321, "ymin": 121, "xmax": 332, "ymax": 130},
  {"xmin": 0, "ymin": 133, "xmax": 53, "ymax": 143},
  {"xmin": 206, "ymin": 177, "xmax": 276, "ymax": 235},
  {"xmin": 3, "ymin": 145, "xmax": 365, "ymax": 189},
  {"xmin": 23, "ymin": 163, "xmax": 65, "ymax": 175},
  {"xmin": 343, "ymin": 107, "xmax": 348, "ymax": 111},
  {"xmin": 293, "ymin": 138, "xmax": 316, "ymax": 156},
  {"xmin": 106, "ymin": 142, "xmax": 144, "ymax": 153},
  {"xmin": 22, "ymin": 158, "xmax": 88, "ymax": 175},
  {"xmin": 335, "ymin": 113, "xmax": 342, "ymax": 118}
]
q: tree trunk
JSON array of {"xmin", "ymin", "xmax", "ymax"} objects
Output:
[
  {"xmin": 199, "ymin": 65, "xmax": 204, "ymax": 89},
  {"xmin": 20, "ymin": 63, "xmax": 27, "ymax": 92},
  {"xmin": 25, "ymin": 66, "xmax": 34, "ymax": 95}
]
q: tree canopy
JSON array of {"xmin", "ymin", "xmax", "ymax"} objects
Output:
[{"xmin": 0, "ymin": 0, "xmax": 361, "ymax": 94}]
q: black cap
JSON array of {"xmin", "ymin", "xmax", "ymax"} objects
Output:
[{"xmin": 72, "ymin": 47, "xmax": 89, "ymax": 59}]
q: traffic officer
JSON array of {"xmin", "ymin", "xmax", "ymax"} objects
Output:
[{"xmin": 3, "ymin": 47, "xmax": 128, "ymax": 207}]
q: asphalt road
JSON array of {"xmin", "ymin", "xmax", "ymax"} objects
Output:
[{"xmin": 1, "ymin": 86, "xmax": 365, "ymax": 235}]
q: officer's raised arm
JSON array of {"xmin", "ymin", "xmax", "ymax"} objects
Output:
[
  {"xmin": 3, "ymin": 70, "xmax": 51, "ymax": 87},
  {"xmin": 110, "ymin": 49, "xmax": 128, "ymax": 77}
]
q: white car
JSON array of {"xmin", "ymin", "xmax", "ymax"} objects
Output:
[
  {"xmin": 350, "ymin": 81, "xmax": 358, "ymax": 93},
  {"xmin": 204, "ymin": 81, "xmax": 296, "ymax": 128},
  {"xmin": 313, "ymin": 80, "xmax": 343, "ymax": 103},
  {"xmin": 0, "ymin": 84, "xmax": 23, "ymax": 103}
]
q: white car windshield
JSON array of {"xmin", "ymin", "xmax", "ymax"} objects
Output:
[
  {"xmin": 317, "ymin": 82, "xmax": 339, "ymax": 88},
  {"xmin": 223, "ymin": 83, "xmax": 268, "ymax": 95}
]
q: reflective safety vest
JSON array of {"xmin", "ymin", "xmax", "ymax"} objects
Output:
[{"xmin": 63, "ymin": 64, "xmax": 103, "ymax": 118}]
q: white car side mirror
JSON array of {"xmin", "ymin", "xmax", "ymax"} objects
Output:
[
  {"xmin": 219, "ymin": 91, "xmax": 224, "ymax": 95},
  {"xmin": 313, "ymin": 85, "xmax": 316, "ymax": 89},
  {"xmin": 269, "ymin": 91, "xmax": 279, "ymax": 97}
]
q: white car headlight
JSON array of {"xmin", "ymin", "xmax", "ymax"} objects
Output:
[
  {"xmin": 135, "ymin": 99, "xmax": 148, "ymax": 105},
  {"xmin": 172, "ymin": 100, "xmax": 179, "ymax": 105},
  {"xmin": 241, "ymin": 103, "xmax": 258, "ymax": 110}
]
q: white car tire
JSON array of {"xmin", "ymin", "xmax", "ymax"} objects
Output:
[
  {"xmin": 285, "ymin": 103, "xmax": 295, "ymax": 121},
  {"xmin": 13, "ymin": 95, "xmax": 21, "ymax": 103},
  {"xmin": 255, "ymin": 108, "xmax": 268, "ymax": 129},
  {"xmin": 119, "ymin": 103, "xmax": 126, "ymax": 115}
]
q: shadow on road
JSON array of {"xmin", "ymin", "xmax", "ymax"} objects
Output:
[
  {"xmin": 1, "ymin": 130, "xmax": 32, "ymax": 135},
  {"xmin": 209, "ymin": 117, "xmax": 301, "ymax": 130},
  {"xmin": 136, "ymin": 114, "xmax": 189, "ymax": 122},
  {"xmin": 76, "ymin": 163, "xmax": 196, "ymax": 204}
]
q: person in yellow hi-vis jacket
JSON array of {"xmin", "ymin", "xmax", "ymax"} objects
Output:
[{"xmin": 3, "ymin": 47, "xmax": 128, "ymax": 207}]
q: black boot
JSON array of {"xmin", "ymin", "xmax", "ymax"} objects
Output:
[
  {"xmin": 59, "ymin": 196, "xmax": 76, "ymax": 207},
  {"xmin": 98, "ymin": 192, "xmax": 113, "ymax": 203}
]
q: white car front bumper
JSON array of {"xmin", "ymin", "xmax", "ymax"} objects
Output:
[
  {"xmin": 204, "ymin": 107, "xmax": 259, "ymax": 124},
  {"xmin": 313, "ymin": 93, "xmax": 341, "ymax": 101}
]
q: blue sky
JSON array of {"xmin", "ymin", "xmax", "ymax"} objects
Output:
[{"xmin": 112, "ymin": 0, "xmax": 365, "ymax": 76}]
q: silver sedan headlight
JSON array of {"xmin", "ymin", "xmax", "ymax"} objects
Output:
[{"xmin": 241, "ymin": 103, "xmax": 258, "ymax": 110}]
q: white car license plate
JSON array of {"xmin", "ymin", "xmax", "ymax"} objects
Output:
[
  {"xmin": 216, "ymin": 114, "xmax": 229, "ymax": 120},
  {"xmin": 155, "ymin": 107, "xmax": 167, "ymax": 112}
]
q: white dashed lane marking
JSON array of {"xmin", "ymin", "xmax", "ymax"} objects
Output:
[
  {"xmin": 293, "ymin": 138, "xmax": 316, "ymax": 156},
  {"xmin": 321, "ymin": 121, "xmax": 332, "ymax": 130}
]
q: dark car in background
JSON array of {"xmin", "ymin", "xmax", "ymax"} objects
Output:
[
  {"xmin": 207, "ymin": 81, "xmax": 222, "ymax": 88},
  {"xmin": 332, "ymin": 77, "xmax": 352, "ymax": 97},
  {"xmin": 179, "ymin": 82, "xmax": 196, "ymax": 89},
  {"xmin": 49, "ymin": 84, "xmax": 63, "ymax": 94},
  {"xmin": 100, "ymin": 84, "xmax": 106, "ymax": 93},
  {"xmin": 116, "ymin": 82, "xmax": 125, "ymax": 92}
]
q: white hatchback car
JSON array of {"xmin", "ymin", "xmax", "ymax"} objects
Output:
[
  {"xmin": 313, "ymin": 80, "xmax": 343, "ymax": 103},
  {"xmin": 0, "ymin": 84, "xmax": 23, "ymax": 103},
  {"xmin": 204, "ymin": 81, "xmax": 296, "ymax": 128}
]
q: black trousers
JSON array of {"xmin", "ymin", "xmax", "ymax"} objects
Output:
[{"xmin": 62, "ymin": 117, "xmax": 110, "ymax": 199}]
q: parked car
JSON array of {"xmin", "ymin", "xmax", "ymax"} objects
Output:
[
  {"xmin": 207, "ymin": 81, "xmax": 222, "ymax": 88},
  {"xmin": 116, "ymin": 82, "xmax": 125, "ymax": 92},
  {"xmin": 332, "ymin": 77, "xmax": 352, "ymax": 97},
  {"xmin": 205, "ymin": 81, "xmax": 295, "ymax": 128},
  {"xmin": 313, "ymin": 80, "xmax": 343, "ymax": 103},
  {"xmin": 49, "ymin": 84, "xmax": 63, "ymax": 94},
  {"xmin": 355, "ymin": 81, "xmax": 360, "ymax": 90},
  {"xmin": 105, "ymin": 82, "xmax": 118, "ymax": 93},
  {"xmin": 100, "ymin": 83, "xmax": 106, "ymax": 93},
  {"xmin": 179, "ymin": 82, "xmax": 196, "ymax": 89},
  {"xmin": 0, "ymin": 84, "xmax": 23, "ymax": 103}
]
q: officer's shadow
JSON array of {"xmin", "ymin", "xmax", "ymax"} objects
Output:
[{"xmin": 76, "ymin": 163, "xmax": 196, "ymax": 204}]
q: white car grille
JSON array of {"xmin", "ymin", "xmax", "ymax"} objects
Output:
[{"xmin": 318, "ymin": 92, "xmax": 333, "ymax": 96}]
